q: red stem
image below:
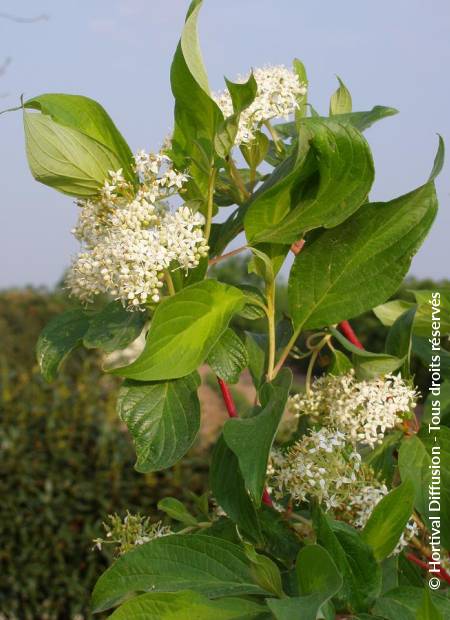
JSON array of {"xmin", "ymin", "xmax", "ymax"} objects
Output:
[
  {"xmin": 216, "ymin": 377, "xmax": 273, "ymax": 507},
  {"xmin": 406, "ymin": 552, "xmax": 450, "ymax": 585},
  {"xmin": 217, "ymin": 378, "xmax": 239, "ymax": 418},
  {"xmin": 338, "ymin": 319, "xmax": 364, "ymax": 349}
]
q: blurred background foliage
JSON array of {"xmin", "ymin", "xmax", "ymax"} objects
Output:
[
  {"xmin": 1, "ymin": 266, "xmax": 449, "ymax": 618},
  {"xmin": 0, "ymin": 289, "xmax": 208, "ymax": 619}
]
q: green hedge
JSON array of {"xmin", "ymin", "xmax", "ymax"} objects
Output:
[{"xmin": 0, "ymin": 290, "xmax": 208, "ymax": 619}]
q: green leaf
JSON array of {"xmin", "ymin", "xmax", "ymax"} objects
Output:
[
  {"xmin": 91, "ymin": 534, "xmax": 268, "ymax": 613},
  {"xmin": 24, "ymin": 93, "xmax": 135, "ymax": 184},
  {"xmin": 257, "ymin": 506, "xmax": 301, "ymax": 564},
  {"xmin": 381, "ymin": 556, "xmax": 399, "ymax": 594},
  {"xmin": 241, "ymin": 131, "xmax": 270, "ymax": 170},
  {"xmin": 313, "ymin": 507, "xmax": 381, "ymax": 612},
  {"xmin": 373, "ymin": 587, "xmax": 450, "ymax": 620},
  {"xmin": 412, "ymin": 336, "xmax": 450, "ymax": 379},
  {"xmin": 267, "ymin": 545, "xmax": 342, "ymax": 620},
  {"xmin": 329, "ymin": 349, "xmax": 353, "ymax": 375},
  {"xmin": 170, "ymin": 1, "xmax": 222, "ymax": 160},
  {"xmin": 276, "ymin": 105, "xmax": 398, "ymax": 137},
  {"xmin": 223, "ymin": 369, "xmax": 292, "ymax": 505},
  {"xmin": 108, "ymin": 591, "xmax": 268, "ymax": 620},
  {"xmin": 111, "ymin": 280, "xmax": 245, "ymax": 381},
  {"xmin": 210, "ymin": 435, "xmax": 262, "ymax": 541},
  {"xmin": 244, "ymin": 543, "xmax": 284, "ymax": 598},
  {"xmin": 411, "ymin": 289, "xmax": 450, "ymax": 336},
  {"xmin": 288, "ymin": 182, "xmax": 438, "ymax": 331},
  {"xmin": 398, "ymin": 436, "xmax": 431, "ymax": 518},
  {"xmin": 331, "ymin": 105, "xmax": 399, "ymax": 131},
  {"xmin": 365, "ymin": 431, "xmax": 403, "ymax": 485},
  {"xmin": 36, "ymin": 309, "xmax": 90, "ymax": 382},
  {"xmin": 209, "ymin": 206, "xmax": 247, "ymax": 258},
  {"xmin": 362, "ymin": 480, "xmax": 415, "ymax": 561},
  {"xmin": 225, "ymin": 73, "xmax": 258, "ymax": 115},
  {"xmin": 24, "ymin": 111, "xmax": 123, "ymax": 198},
  {"xmin": 330, "ymin": 327, "xmax": 404, "ymax": 379},
  {"xmin": 117, "ymin": 373, "xmax": 200, "ymax": 472},
  {"xmin": 330, "ymin": 76, "xmax": 352, "ymax": 115},
  {"xmin": 374, "ymin": 300, "xmax": 416, "ymax": 327},
  {"xmin": 428, "ymin": 134, "xmax": 445, "ymax": 182},
  {"xmin": 248, "ymin": 245, "xmax": 289, "ymax": 282},
  {"xmin": 293, "ymin": 58, "xmax": 308, "ymax": 117},
  {"xmin": 297, "ymin": 544, "xmax": 343, "ymax": 598},
  {"xmin": 157, "ymin": 498, "xmax": 198, "ymax": 526},
  {"xmin": 245, "ymin": 332, "xmax": 267, "ymax": 390},
  {"xmin": 244, "ymin": 118, "xmax": 374, "ymax": 244},
  {"xmin": 385, "ymin": 307, "xmax": 416, "ymax": 376},
  {"xmin": 207, "ymin": 329, "xmax": 249, "ymax": 384},
  {"xmin": 416, "ymin": 588, "xmax": 444, "ymax": 620},
  {"xmin": 375, "ymin": 291, "xmax": 450, "ymax": 338},
  {"xmin": 238, "ymin": 286, "xmax": 267, "ymax": 320},
  {"xmin": 83, "ymin": 301, "xmax": 146, "ymax": 353}
]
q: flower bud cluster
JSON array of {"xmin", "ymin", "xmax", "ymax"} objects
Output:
[
  {"xmin": 67, "ymin": 151, "xmax": 208, "ymax": 309},
  {"xmin": 93, "ymin": 511, "xmax": 171, "ymax": 556},
  {"xmin": 214, "ymin": 65, "xmax": 307, "ymax": 145},
  {"xmin": 289, "ymin": 371, "xmax": 418, "ymax": 448}
]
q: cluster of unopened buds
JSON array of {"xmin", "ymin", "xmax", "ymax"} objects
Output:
[
  {"xmin": 93, "ymin": 511, "xmax": 171, "ymax": 556},
  {"xmin": 67, "ymin": 150, "xmax": 209, "ymax": 310}
]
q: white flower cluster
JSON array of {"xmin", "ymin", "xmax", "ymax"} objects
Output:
[
  {"xmin": 290, "ymin": 372, "xmax": 418, "ymax": 448},
  {"xmin": 67, "ymin": 152, "xmax": 208, "ymax": 309},
  {"xmin": 269, "ymin": 428, "xmax": 363, "ymax": 510},
  {"xmin": 214, "ymin": 65, "xmax": 307, "ymax": 144},
  {"xmin": 269, "ymin": 427, "xmax": 417, "ymax": 554}
]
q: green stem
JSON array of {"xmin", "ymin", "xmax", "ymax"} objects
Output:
[
  {"xmin": 305, "ymin": 335, "xmax": 331, "ymax": 395},
  {"xmin": 204, "ymin": 167, "xmax": 217, "ymax": 243},
  {"xmin": 266, "ymin": 281, "xmax": 277, "ymax": 381},
  {"xmin": 164, "ymin": 271, "xmax": 176, "ymax": 296},
  {"xmin": 249, "ymin": 165, "xmax": 257, "ymax": 193},
  {"xmin": 272, "ymin": 327, "xmax": 300, "ymax": 378}
]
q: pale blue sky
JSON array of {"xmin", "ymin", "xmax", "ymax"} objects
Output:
[{"xmin": 1, "ymin": 0, "xmax": 449, "ymax": 288}]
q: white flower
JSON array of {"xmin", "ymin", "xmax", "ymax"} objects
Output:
[
  {"xmin": 290, "ymin": 371, "xmax": 418, "ymax": 448},
  {"xmin": 269, "ymin": 428, "xmax": 363, "ymax": 510},
  {"xmin": 269, "ymin": 427, "xmax": 417, "ymax": 554},
  {"xmin": 67, "ymin": 150, "xmax": 208, "ymax": 310},
  {"xmin": 213, "ymin": 65, "xmax": 307, "ymax": 145}
]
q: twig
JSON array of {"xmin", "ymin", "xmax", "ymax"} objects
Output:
[{"xmin": 208, "ymin": 245, "xmax": 247, "ymax": 266}]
